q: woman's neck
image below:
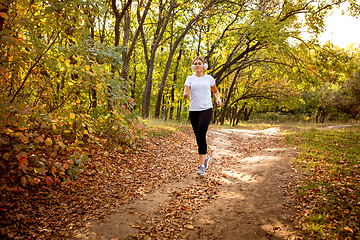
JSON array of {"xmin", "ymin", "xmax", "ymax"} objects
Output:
[{"xmin": 195, "ymin": 72, "xmax": 205, "ymax": 77}]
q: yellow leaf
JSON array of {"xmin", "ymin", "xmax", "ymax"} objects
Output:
[
  {"xmin": 45, "ymin": 138, "xmax": 53, "ymax": 146},
  {"xmin": 84, "ymin": 130, "xmax": 88, "ymax": 134},
  {"xmin": 69, "ymin": 113, "xmax": 76, "ymax": 119},
  {"xmin": 3, "ymin": 153, "xmax": 9, "ymax": 160},
  {"xmin": 76, "ymin": 99, "xmax": 80, "ymax": 104},
  {"xmin": 85, "ymin": 65, "xmax": 90, "ymax": 71}
]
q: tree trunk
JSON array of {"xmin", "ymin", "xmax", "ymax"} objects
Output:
[
  {"xmin": 236, "ymin": 103, "xmax": 247, "ymax": 125},
  {"xmin": 141, "ymin": 0, "xmax": 177, "ymax": 118},
  {"xmin": 82, "ymin": 6, "xmax": 97, "ymax": 111},
  {"xmin": 162, "ymin": 94, "xmax": 168, "ymax": 120},
  {"xmin": 141, "ymin": 58, "xmax": 156, "ymax": 118},
  {"xmin": 121, "ymin": 8, "xmax": 131, "ymax": 87},
  {"xmin": 122, "ymin": 0, "xmax": 152, "ymax": 86},
  {"xmin": 244, "ymin": 107, "xmax": 253, "ymax": 122},
  {"xmin": 218, "ymin": 68, "xmax": 241, "ymax": 124},
  {"xmin": 110, "ymin": 0, "xmax": 132, "ymax": 109},
  {"xmin": 231, "ymin": 106, "xmax": 237, "ymax": 126},
  {"xmin": 169, "ymin": 48, "xmax": 183, "ymax": 120},
  {"xmin": 177, "ymin": 99, "xmax": 182, "ymax": 122},
  {"xmin": 130, "ymin": 54, "xmax": 137, "ymax": 105}
]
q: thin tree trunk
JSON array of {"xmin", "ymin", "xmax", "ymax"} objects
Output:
[
  {"xmin": 169, "ymin": 48, "xmax": 183, "ymax": 120},
  {"xmin": 244, "ymin": 107, "xmax": 253, "ymax": 121},
  {"xmin": 123, "ymin": 0, "xmax": 152, "ymax": 86},
  {"xmin": 236, "ymin": 103, "xmax": 247, "ymax": 124},
  {"xmin": 177, "ymin": 99, "xmax": 182, "ymax": 122},
  {"xmin": 141, "ymin": 0, "xmax": 177, "ymax": 118},
  {"xmin": 121, "ymin": 8, "xmax": 131, "ymax": 88},
  {"xmin": 218, "ymin": 68, "xmax": 241, "ymax": 125},
  {"xmin": 110, "ymin": 0, "xmax": 132, "ymax": 110}
]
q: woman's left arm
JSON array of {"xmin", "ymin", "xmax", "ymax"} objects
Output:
[{"xmin": 211, "ymin": 84, "xmax": 222, "ymax": 107}]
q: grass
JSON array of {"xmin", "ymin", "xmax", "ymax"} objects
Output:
[
  {"xmin": 142, "ymin": 118, "xmax": 189, "ymax": 138},
  {"xmin": 286, "ymin": 125, "xmax": 360, "ymax": 239},
  {"xmin": 211, "ymin": 121, "xmax": 281, "ymax": 130}
]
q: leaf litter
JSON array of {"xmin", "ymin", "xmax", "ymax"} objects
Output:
[{"xmin": 1, "ymin": 126, "xmax": 306, "ymax": 239}]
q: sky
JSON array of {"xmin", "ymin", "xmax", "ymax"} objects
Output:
[{"xmin": 318, "ymin": 5, "xmax": 360, "ymax": 48}]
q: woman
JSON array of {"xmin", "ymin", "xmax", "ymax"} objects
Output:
[{"xmin": 183, "ymin": 56, "xmax": 222, "ymax": 176}]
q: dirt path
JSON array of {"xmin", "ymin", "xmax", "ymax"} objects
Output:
[{"xmin": 72, "ymin": 127, "xmax": 301, "ymax": 240}]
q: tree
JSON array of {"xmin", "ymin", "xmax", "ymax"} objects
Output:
[
  {"xmin": 0, "ymin": 0, "xmax": 144, "ymax": 191},
  {"xmin": 152, "ymin": 0, "xmax": 225, "ymax": 118},
  {"xmin": 141, "ymin": 0, "xmax": 178, "ymax": 118}
]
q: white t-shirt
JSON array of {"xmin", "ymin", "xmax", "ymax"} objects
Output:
[{"xmin": 184, "ymin": 74, "xmax": 215, "ymax": 111}]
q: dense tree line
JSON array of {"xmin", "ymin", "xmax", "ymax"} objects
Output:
[{"xmin": 1, "ymin": 0, "xmax": 359, "ymax": 123}]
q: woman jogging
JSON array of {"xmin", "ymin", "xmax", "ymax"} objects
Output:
[{"xmin": 183, "ymin": 56, "xmax": 222, "ymax": 176}]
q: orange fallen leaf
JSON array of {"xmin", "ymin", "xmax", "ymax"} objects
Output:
[
  {"xmin": 343, "ymin": 226, "xmax": 353, "ymax": 233},
  {"xmin": 130, "ymin": 224, "xmax": 142, "ymax": 229}
]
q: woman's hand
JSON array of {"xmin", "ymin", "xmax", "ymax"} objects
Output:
[
  {"xmin": 216, "ymin": 99, "xmax": 222, "ymax": 107},
  {"xmin": 184, "ymin": 93, "xmax": 189, "ymax": 98}
]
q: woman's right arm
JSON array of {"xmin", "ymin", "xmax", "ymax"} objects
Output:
[{"xmin": 184, "ymin": 85, "xmax": 190, "ymax": 98}]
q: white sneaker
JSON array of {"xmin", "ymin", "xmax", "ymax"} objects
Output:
[
  {"xmin": 197, "ymin": 165, "xmax": 205, "ymax": 175},
  {"xmin": 204, "ymin": 155, "xmax": 210, "ymax": 169}
]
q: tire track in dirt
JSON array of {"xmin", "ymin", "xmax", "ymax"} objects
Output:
[{"xmin": 72, "ymin": 127, "xmax": 301, "ymax": 240}]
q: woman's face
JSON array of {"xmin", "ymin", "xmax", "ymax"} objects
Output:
[{"xmin": 193, "ymin": 59, "xmax": 205, "ymax": 72}]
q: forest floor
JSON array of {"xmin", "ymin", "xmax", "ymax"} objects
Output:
[{"xmin": 71, "ymin": 126, "xmax": 304, "ymax": 240}]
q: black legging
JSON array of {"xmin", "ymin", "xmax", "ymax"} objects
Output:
[{"xmin": 189, "ymin": 108, "xmax": 213, "ymax": 155}]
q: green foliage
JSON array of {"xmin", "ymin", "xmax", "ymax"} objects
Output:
[
  {"xmin": 331, "ymin": 70, "xmax": 360, "ymax": 117},
  {"xmin": 56, "ymin": 151, "xmax": 89, "ymax": 180},
  {"xmin": 250, "ymin": 112, "xmax": 301, "ymax": 123},
  {"xmin": 286, "ymin": 126, "xmax": 360, "ymax": 239},
  {"xmin": 301, "ymin": 83, "xmax": 337, "ymax": 123},
  {"xmin": 310, "ymin": 43, "xmax": 358, "ymax": 84}
]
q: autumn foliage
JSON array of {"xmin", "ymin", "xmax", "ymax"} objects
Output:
[{"xmin": 0, "ymin": 3, "xmax": 146, "ymax": 237}]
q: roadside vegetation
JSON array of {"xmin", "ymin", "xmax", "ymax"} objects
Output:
[{"xmin": 286, "ymin": 125, "xmax": 360, "ymax": 240}]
